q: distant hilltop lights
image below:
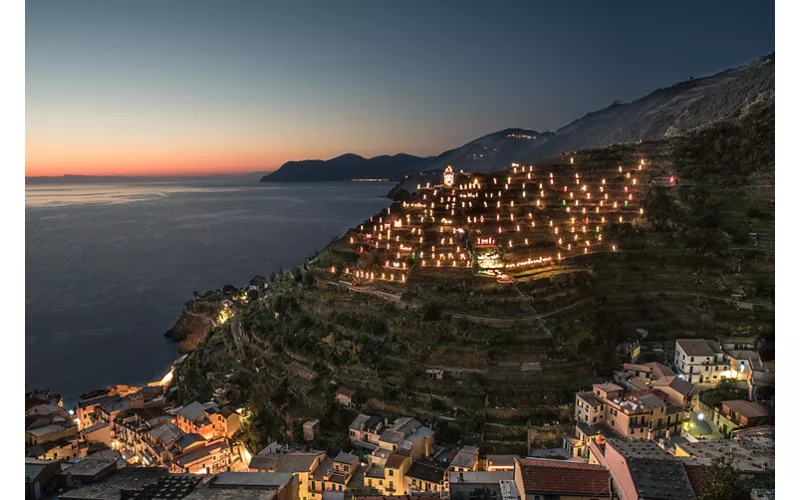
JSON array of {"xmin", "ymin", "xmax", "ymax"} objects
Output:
[{"xmin": 337, "ymin": 158, "xmax": 648, "ymax": 284}]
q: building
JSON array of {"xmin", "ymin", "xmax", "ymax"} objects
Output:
[
  {"xmin": 675, "ymin": 434, "xmax": 774, "ymax": 478},
  {"xmin": 620, "ymin": 362, "xmax": 673, "ymax": 381},
  {"xmin": 348, "ymin": 414, "xmax": 386, "ymax": 447},
  {"xmin": 308, "ymin": 452, "xmax": 360, "ymax": 500},
  {"xmin": 376, "ymin": 417, "xmax": 435, "ymax": 460},
  {"xmin": 725, "ymin": 350, "xmax": 762, "ymax": 381},
  {"xmin": 590, "ymin": 439, "xmax": 695, "ymax": 500},
  {"xmin": 335, "ymin": 387, "xmax": 356, "ymax": 407},
  {"xmin": 450, "ymin": 471, "xmax": 513, "ymax": 500},
  {"xmin": 25, "ymin": 458, "xmax": 62, "ymax": 500},
  {"xmin": 650, "ymin": 377, "xmax": 693, "ymax": 409},
  {"xmin": 208, "ymin": 472, "xmax": 299, "ymax": 500},
  {"xmin": 748, "ymin": 359, "xmax": 775, "ymax": 402},
  {"xmin": 170, "ymin": 440, "xmax": 232, "ymax": 474},
  {"xmin": 249, "ymin": 449, "xmax": 327, "ymax": 500},
  {"xmin": 617, "ymin": 340, "xmax": 641, "ymax": 363},
  {"xmin": 673, "ymin": 339, "xmax": 728, "ymax": 384},
  {"xmin": 175, "ymin": 402, "xmax": 240, "ymax": 441},
  {"xmin": 406, "ymin": 460, "xmax": 447, "ymax": 495},
  {"xmin": 59, "ymin": 457, "xmax": 120, "ymax": 489},
  {"xmin": 26, "ymin": 422, "xmax": 79, "ymax": 446},
  {"xmin": 571, "ymin": 383, "xmax": 684, "ymax": 457},
  {"xmin": 303, "ymin": 420, "xmax": 320, "ymax": 441},
  {"xmin": 483, "ymin": 456, "xmax": 515, "ymax": 472},
  {"xmin": 58, "ymin": 466, "xmax": 170, "ymax": 500},
  {"xmin": 513, "ymin": 458, "xmax": 613, "ymax": 500},
  {"xmin": 443, "ymin": 166, "xmax": 455, "ymax": 187},
  {"xmin": 710, "ymin": 400, "xmax": 770, "ymax": 435},
  {"xmin": 82, "ymin": 422, "xmax": 113, "ymax": 447},
  {"xmin": 364, "ymin": 451, "xmax": 413, "ymax": 495},
  {"xmin": 449, "ymin": 446, "xmax": 479, "ymax": 473}
]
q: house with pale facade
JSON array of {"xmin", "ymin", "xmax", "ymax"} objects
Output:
[{"xmin": 673, "ymin": 339, "xmax": 728, "ymax": 384}]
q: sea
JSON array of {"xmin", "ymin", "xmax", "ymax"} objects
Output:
[{"xmin": 25, "ymin": 177, "xmax": 393, "ymax": 406}]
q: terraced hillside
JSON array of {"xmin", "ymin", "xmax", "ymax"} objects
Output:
[{"xmin": 173, "ymin": 100, "xmax": 773, "ymax": 455}]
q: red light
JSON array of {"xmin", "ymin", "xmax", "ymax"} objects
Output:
[{"xmin": 669, "ymin": 176, "xmax": 675, "ymax": 184}]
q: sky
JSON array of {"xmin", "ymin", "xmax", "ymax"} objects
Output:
[{"xmin": 26, "ymin": 0, "xmax": 775, "ymax": 177}]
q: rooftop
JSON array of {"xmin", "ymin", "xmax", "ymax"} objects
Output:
[
  {"xmin": 407, "ymin": 460, "xmax": 447, "ymax": 484},
  {"xmin": 606, "ymin": 438, "xmax": 674, "ymax": 461},
  {"xmin": 605, "ymin": 439, "xmax": 694, "ymax": 500},
  {"xmin": 450, "ymin": 447, "xmax": 479, "ymax": 469},
  {"xmin": 451, "ymin": 471, "xmax": 514, "ymax": 484},
  {"xmin": 643, "ymin": 362, "xmax": 675, "ymax": 378},
  {"xmin": 333, "ymin": 452, "xmax": 359, "ymax": 465},
  {"xmin": 211, "ymin": 471, "xmax": 294, "ymax": 489},
  {"xmin": 82, "ymin": 422, "xmax": 109, "ymax": 434},
  {"xmin": 26, "ymin": 422, "xmax": 75, "ymax": 437},
  {"xmin": 593, "ymin": 383, "xmax": 624, "ymax": 393},
  {"xmin": 576, "ymin": 391, "xmax": 604, "ymax": 407},
  {"xmin": 515, "ymin": 458, "xmax": 612, "ymax": 497},
  {"xmin": 652, "ymin": 376, "xmax": 693, "ymax": 396},
  {"xmin": 177, "ymin": 401, "xmax": 208, "ymax": 422},
  {"xmin": 386, "ymin": 452, "xmax": 411, "ymax": 469},
  {"xmin": 485, "ymin": 455, "xmax": 516, "ymax": 468},
  {"xmin": 676, "ymin": 339, "xmax": 722, "ymax": 357},
  {"xmin": 275, "ymin": 452, "xmax": 325, "ymax": 473},
  {"xmin": 722, "ymin": 400, "xmax": 770, "ymax": 419},
  {"xmin": 183, "ymin": 489, "xmax": 277, "ymax": 500},
  {"xmin": 174, "ymin": 441, "xmax": 228, "ymax": 467},
  {"xmin": 636, "ymin": 392, "xmax": 668, "ymax": 409},
  {"xmin": 60, "ymin": 457, "xmax": 118, "ymax": 478},
  {"xmin": 576, "ymin": 421, "xmax": 621, "ymax": 439},
  {"xmin": 336, "ymin": 387, "xmax": 356, "ymax": 398},
  {"xmin": 726, "ymin": 350, "xmax": 761, "ymax": 362},
  {"xmin": 677, "ymin": 439, "xmax": 774, "ymax": 473},
  {"xmin": 59, "ymin": 467, "xmax": 168, "ymax": 500}
]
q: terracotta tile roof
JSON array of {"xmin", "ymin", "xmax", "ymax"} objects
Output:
[{"xmin": 515, "ymin": 458, "xmax": 612, "ymax": 496}]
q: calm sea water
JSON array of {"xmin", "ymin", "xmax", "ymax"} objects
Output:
[{"xmin": 25, "ymin": 178, "xmax": 393, "ymax": 406}]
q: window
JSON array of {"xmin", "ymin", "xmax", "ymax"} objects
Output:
[
  {"xmin": 690, "ymin": 357, "xmax": 694, "ymax": 362},
  {"xmin": 389, "ymin": 470, "xmax": 394, "ymax": 476},
  {"xmin": 611, "ymin": 420, "xmax": 615, "ymax": 427}
]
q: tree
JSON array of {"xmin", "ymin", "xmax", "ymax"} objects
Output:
[{"xmin": 698, "ymin": 456, "xmax": 750, "ymax": 500}]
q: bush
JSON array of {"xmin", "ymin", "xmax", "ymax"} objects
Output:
[{"xmin": 421, "ymin": 302, "xmax": 442, "ymax": 321}]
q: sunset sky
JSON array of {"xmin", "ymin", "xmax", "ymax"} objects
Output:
[{"xmin": 26, "ymin": 0, "xmax": 774, "ymax": 177}]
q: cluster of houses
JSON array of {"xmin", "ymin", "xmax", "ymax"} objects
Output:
[
  {"xmin": 25, "ymin": 376, "xmax": 249, "ymax": 498},
  {"xmin": 25, "ymin": 336, "xmax": 775, "ymax": 499}
]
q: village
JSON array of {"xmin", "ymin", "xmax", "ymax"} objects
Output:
[
  {"xmin": 25, "ymin": 331, "xmax": 774, "ymax": 499},
  {"xmin": 25, "ymin": 159, "xmax": 775, "ymax": 499}
]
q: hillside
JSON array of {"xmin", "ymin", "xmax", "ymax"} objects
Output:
[
  {"xmin": 171, "ymin": 99, "xmax": 774, "ymax": 454},
  {"xmin": 260, "ymin": 153, "xmax": 427, "ymax": 183},
  {"xmin": 390, "ymin": 53, "xmax": 774, "ymax": 196}
]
